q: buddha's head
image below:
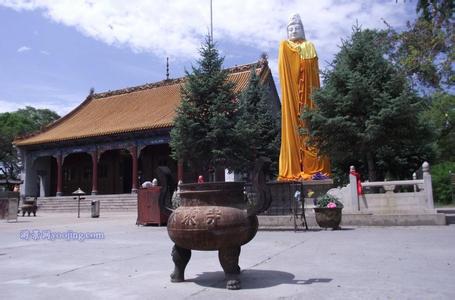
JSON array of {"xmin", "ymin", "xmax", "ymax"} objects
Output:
[{"xmin": 287, "ymin": 13, "xmax": 305, "ymax": 42}]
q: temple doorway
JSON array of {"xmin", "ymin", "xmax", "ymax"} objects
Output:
[
  {"xmin": 62, "ymin": 153, "xmax": 92, "ymax": 195},
  {"xmin": 32, "ymin": 156, "xmax": 57, "ymax": 197},
  {"xmin": 98, "ymin": 149, "xmax": 132, "ymax": 194},
  {"xmin": 139, "ymin": 144, "xmax": 176, "ymax": 185}
]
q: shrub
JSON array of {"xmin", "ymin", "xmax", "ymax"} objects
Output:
[
  {"xmin": 432, "ymin": 161, "xmax": 455, "ymax": 205},
  {"xmin": 316, "ymin": 194, "xmax": 344, "ymax": 209}
]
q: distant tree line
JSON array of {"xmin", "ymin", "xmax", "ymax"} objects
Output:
[{"xmin": 0, "ymin": 107, "xmax": 60, "ymax": 180}]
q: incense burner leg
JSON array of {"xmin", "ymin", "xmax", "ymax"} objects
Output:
[
  {"xmin": 170, "ymin": 244, "xmax": 191, "ymax": 282},
  {"xmin": 218, "ymin": 246, "xmax": 241, "ymax": 290}
]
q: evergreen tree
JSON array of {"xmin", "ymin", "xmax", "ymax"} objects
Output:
[
  {"xmin": 302, "ymin": 27, "xmax": 434, "ymax": 182},
  {"xmin": 170, "ymin": 37, "xmax": 238, "ymax": 179},
  {"xmin": 232, "ymin": 67, "xmax": 280, "ymax": 176}
]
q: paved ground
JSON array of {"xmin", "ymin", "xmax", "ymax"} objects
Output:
[{"xmin": 1, "ymin": 212, "xmax": 454, "ymax": 300}]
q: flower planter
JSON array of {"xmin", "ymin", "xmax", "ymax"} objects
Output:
[{"xmin": 314, "ymin": 207, "xmax": 342, "ymax": 229}]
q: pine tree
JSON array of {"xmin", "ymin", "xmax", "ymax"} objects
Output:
[
  {"xmin": 302, "ymin": 27, "xmax": 434, "ymax": 182},
  {"xmin": 232, "ymin": 67, "xmax": 280, "ymax": 176},
  {"xmin": 170, "ymin": 37, "xmax": 238, "ymax": 178}
]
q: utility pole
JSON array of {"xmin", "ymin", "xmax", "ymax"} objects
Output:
[
  {"xmin": 166, "ymin": 57, "xmax": 169, "ymax": 80},
  {"xmin": 210, "ymin": 0, "xmax": 213, "ymax": 42}
]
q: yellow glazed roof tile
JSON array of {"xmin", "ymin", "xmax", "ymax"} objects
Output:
[{"xmin": 15, "ymin": 62, "xmax": 268, "ymax": 146}]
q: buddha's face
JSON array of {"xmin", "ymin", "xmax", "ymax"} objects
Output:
[{"xmin": 287, "ymin": 23, "xmax": 305, "ymax": 41}]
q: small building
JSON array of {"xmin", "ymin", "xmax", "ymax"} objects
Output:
[{"xmin": 14, "ymin": 60, "xmax": 280, "ymax": 198}]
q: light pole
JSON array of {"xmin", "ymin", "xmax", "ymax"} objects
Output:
[{"xmin": 72, "ymin": 188, "xmax": 85, "ymax": 218}]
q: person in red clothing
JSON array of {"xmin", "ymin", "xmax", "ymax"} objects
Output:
[{"xmin": 350, "ymin": 166, "xmax": 363, "ymax": 195}]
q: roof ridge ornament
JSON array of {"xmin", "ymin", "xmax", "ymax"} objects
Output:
[
  {"xmin": 259, "ymin": 53, "xmax": 268, "ymax": 66},
  {"xmin": 92, "ymin": 62, "xmax": 264, "ymax": 99}
]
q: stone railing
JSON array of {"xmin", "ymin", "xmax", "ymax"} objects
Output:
[{"xmin": 328, "ymin": 162, "xmax": 434, "ymax": 214}]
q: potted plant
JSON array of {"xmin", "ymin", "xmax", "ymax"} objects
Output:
[{"xmin": 314, "ymin": 194, "xmax": 343, "ymax": 230}]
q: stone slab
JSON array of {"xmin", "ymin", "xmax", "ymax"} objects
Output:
[
  {"xmin": 258, "ymin": 212, "xmax": 447, "ymax": 230},
  {"xmin": 1, "ymin": 212, "xmax": 454, "ymax": 299}
]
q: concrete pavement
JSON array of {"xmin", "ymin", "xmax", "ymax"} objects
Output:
[{"xmin": 1, "ymin": 212, "xmax": 454, "ymax": 299}]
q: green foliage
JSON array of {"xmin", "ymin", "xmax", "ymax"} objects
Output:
[
  {"xmin": 0, "ymin": 106, "xmax": 59, "ymax": 179},
  {"xmin": 432, "ymin": 161, "xmax": 455, "ymax": 204},
  {"xmin": 16, "ymin": 106, "xmax": 59, "ymax": 130},
  {"xmin": 316, "ymin": 194, "xmax": 344, "ymax": 209},
  {"xmin": 417, "ymin": 0, "xmax": 454, "ymax": 23},
  {"xmin": 388, "ymin": 0, "xmax": 454, "ymax": 91},
  {"xmin": 422, "ymin": 92, "xmax": 455, "ymax": 162},
  {"xmin": 302, "ymin": 26, "xmax": 434, "ymax": 181},
  {"xmin": 170, "ymin": 36, "xmax": 238, "ymax": 176},
  {"xmin": 231, "ymin": 67, "xmax": 280, "ymax": 176}
]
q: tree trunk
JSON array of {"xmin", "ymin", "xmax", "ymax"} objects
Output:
[{"xmin": 366, "ymin": 151, "xmax": 377, "ymax": 182}]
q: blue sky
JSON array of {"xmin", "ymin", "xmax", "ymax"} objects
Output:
[{"xmin": 0, "ymin": 0, "xmax": 417, "ymax": 116}]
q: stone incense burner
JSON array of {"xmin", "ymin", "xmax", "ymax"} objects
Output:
[{"xmin": 166, "ymin": 158, "xmax": 271, "ymax": 290}]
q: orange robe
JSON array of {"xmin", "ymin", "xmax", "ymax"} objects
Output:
[{"xmin": 278, "ymin": 40, "xmax": 331, "ymax": 181}]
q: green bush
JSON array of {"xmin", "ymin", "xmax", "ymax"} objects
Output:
[{"xmin": 432, "ymin": 162, "xmax": 455, "ymax": 205}]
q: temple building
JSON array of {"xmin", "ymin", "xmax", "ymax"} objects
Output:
[{"xmin": 14, "ymin": 60, "xmax": 280, "ymax": 197}]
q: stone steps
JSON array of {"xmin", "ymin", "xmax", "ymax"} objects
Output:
[{"xmin": 29, "ymin": 194, "xmax": 138, "ymax": 212}]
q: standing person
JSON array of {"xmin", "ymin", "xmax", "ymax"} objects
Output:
[{"xmin": 278, "ymin": 13, "xmax": 331, "ymax": 181}]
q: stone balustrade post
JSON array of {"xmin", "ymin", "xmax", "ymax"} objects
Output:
[
  {"xmin": 422, "ymin": 161, "xmax": 434, "ymax": 209},
  {"xmin": 349, "ymin": 166, "xmax": 359, "ymax": 211}
]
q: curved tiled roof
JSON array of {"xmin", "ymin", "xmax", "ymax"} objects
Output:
[{"xmin": 15, "ymin": 61, "xmax": 271, "ymax": 146}]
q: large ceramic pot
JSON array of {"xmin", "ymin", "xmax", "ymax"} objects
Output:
[
  {"xmin": 314, "ymin": 207, "xmax": 342, "ymax": 229},
  {"xmin": 167, "ymin": 181, "xmax": 258, "ymax": 250}
]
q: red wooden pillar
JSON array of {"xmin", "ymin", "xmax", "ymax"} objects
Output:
[
  {"xmin": 56, "ymin": 154, "xmax": 63, "ymax": 196},
  {"xmin": 91, "ymin": 150, "xmax": 98, "ymax": 195},
  {"xmin": 130, "ymin": 146, "xmax": 138, "ymax": 193},
  {"xmin": 177, "ymin": 160, "xmax": 184, "ymax": 182}
]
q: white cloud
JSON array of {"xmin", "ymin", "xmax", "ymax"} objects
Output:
[
  {"xmin": 17, "ymin": 45, "xmax": 31, "ymax": 52},
  {"xmin": 0, "ymin": 99, "xmax": 23, "ymax": 112},
  {"xmin": 0, "ymin": 97, "xmax": 80, "ymax": 116},
  {"xmin": 1, "ymin": 0, "xmax": 417, "ymax": 114},
  {"xmin": 0, "ymin": 84, "xmax": 85, "ymax": 116},
  {"xmin": 1, "ymin": 0, "xmax": 416, "ymax": 64}
]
